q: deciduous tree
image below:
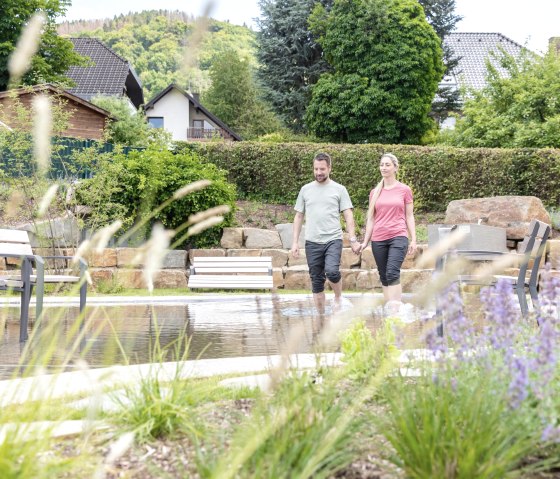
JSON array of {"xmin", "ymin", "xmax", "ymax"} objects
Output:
[
  {"xmin": 0, "ymin": 0, "xmax": 85, "ymax": 90},
  {"xmin": 306, "ymin": 0, "xmax": 444, "ymax": 144},
  {"xmin": 202, "ymin": 49, "xmax": 281, "ymax": 139},
  {"xmin": 440, "ymin": 49, "xmax": 560, "ymax": 148}
]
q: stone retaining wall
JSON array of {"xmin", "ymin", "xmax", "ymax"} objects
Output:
[{"xmin": 2, "ymin": 234, "xmax": 558, "ymax": 292}]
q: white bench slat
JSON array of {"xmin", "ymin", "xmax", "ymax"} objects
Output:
[
  {"xmin": 189, "ymin": 256, "xmax": 274, "ymax": 290},
  {"xmin": 188, "ymin": 275, "xmax": 273, "ymax": 289},
  {"xmin": 192, "ymin": 256, "xmax": 272, "ymax": 263},
  {"xmin": 0, "ymin": 243, "xmax": 33, "ymax": 256},
  {"xmin": 0, "ymin": 229, "xmax": 31, "ymax": 244},
  {"xmin": 193, "ymin": 267, "xmax": 271, "ymax": 274},
  {"xmin": 6, "ymin": 274, "xmax": 80, "ymax": 283}
]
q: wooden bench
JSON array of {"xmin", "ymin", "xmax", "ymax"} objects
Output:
[
  {"xmin": 188, "ymin": 256, "xmax": 274, "ymax": 290},
  {"xmin": 0, "ymin": 229, "xmax": 88, "ymax": 342}
]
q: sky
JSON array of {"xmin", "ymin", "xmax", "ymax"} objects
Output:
[{"xmin": 63, "ymin": 0, "xmax": 560, "ymax": 54}]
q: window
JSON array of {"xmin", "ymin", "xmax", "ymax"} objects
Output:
[{"xmin": 147, "ymin": 117, "xmax": 164, "ymax": 128}]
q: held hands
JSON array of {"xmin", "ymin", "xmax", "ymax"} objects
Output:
[
  {"xmin": 350, "ymin": 241, "xmax": 361, "ymax": 255},
  {"xmin": 290, "ymin": 244, "xmax": 300, "ymax": 258},
  {"xmin": 407, "ymin": 240, "xmax": 417, "ymax": 256}
]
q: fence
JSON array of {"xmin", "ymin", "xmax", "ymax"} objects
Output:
[{"xmin": 0, "ymin": 136, "xmax": 143, "ymax": 180}]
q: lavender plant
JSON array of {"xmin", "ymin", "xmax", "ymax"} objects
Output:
[{"xmin": 380, "ymin": 275, "xmax": 560, "ymax": 478}]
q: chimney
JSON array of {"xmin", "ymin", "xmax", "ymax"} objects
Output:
[
  {"xmin": 548, "ymin": 37, "xmax": 560, "ymax": 54},
  {"xmin": 192, "ymin": 92, "xmax": 200, "ymax": 103}
]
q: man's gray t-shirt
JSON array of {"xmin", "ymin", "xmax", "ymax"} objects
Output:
[{"xmin": 294, "ymin": 180, "xmax": 353, "ymax": 243}]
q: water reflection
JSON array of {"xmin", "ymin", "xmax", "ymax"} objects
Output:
[{"xmin": 0, "ymin": 295, "xmax": 483, "ymax": 379}]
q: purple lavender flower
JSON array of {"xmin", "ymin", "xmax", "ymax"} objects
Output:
[
  {"xmin": 529, "ymin": 266, "xmax": 560, "ymax": 399},
  {"xmin": 508, "ymin": 357, "xmax": 529, "ymax": 409},
  {"xmin": 480, "ymin": 279, "xmax": 521, "ymax": 356},
  {"xmin": 542, "ymin": 424, "xmax": 560, "ymax": 443},
  {"xmin": 441, "ymin": 283, "xmax": 474, "ymax": 360}
]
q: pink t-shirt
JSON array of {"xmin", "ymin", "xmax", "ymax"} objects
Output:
[{"xmin": 370, "ymin": 182, "xmax": 413, "ymax": 241}]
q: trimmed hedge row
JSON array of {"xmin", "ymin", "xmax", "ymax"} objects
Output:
[{"xmin": 177, "ymin": 142, "xmax": 560, "ymax": 212}]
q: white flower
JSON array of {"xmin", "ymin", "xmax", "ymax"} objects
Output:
[
  {"xmin": 173, "ymin": 179, "xmax": 212, "ymax": 199},
  {"xmin": 37, "ymin": 184, "xmax": 58, "ymax": 217},
  {"xmin": 8, "ymin": 13, "xmax": 45, "ymax": 82},
  {"xmin": 32, "ymin": 94, "xmax": 52, "ymax": 174}
]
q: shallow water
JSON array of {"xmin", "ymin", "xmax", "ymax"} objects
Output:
[{"xmin": 0, "ymin": 294, "xmax": 455, "ymax": 379}]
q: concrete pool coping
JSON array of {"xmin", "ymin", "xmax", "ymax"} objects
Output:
[{"xmin": 0, "ymin": 353, "xmax": 346, "ymax": 407}]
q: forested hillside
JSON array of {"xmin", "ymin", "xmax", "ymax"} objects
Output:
[{"xmin": 58, "ymin": 10, "xmax": 257, "ymax": 100}]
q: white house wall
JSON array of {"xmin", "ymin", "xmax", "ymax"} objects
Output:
[{"xmin": 147, "ymin": 88, "xmax": 190, "ymax": 141}]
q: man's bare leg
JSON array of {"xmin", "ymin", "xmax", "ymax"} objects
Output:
[
  {"xmin": 313, "ymin": 291, "xmax": 326, "ymax": 314},
  {"xmin": 330, "ymin": 280, "xmax": 343, "ymax": 312}
]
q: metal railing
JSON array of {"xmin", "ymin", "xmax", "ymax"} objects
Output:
[{"xmin": 186, "ymin": 127, "xmax": 228, "ymax": 140}]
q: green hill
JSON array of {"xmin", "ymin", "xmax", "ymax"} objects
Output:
[{"xmin": 58, "ymin": 10, "xmax": 257, "ymax": 101}]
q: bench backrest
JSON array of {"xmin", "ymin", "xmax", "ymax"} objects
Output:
[
  {"xmin": 191, "ymin": 256, "xmax": 273, "ymax": 275},
  {"xmin": 520, "ymin": 219, "xmax": 551, "ymax": 288},
  {"xmin": 0, "ymin": 229, "xmax": 32, "ymax": 256}
]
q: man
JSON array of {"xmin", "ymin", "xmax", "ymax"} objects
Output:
[{"xmin": 291, "ymin": 152, "xmax": 360, "ymax": 313}]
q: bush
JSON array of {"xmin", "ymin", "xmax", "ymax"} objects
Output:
[
  {"xmin": 180, "ymin": 141, "xmax": 560, "ymax": 212},
  {"xmin": 75, "ymin": 146, "xmax": 236, "ymax": 248}
]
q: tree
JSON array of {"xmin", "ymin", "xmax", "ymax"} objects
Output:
[
  {"xmin": 440, "ymin": 49, "xmax": 560, "ymax": 148},
  {"xmin": 90, "ymin": 96, "xmax": 153, "ymax": 147},
  {"xmin": 305, "ymin": 0, "xmax": 444, "ymax": 144},
  {"xmin": 418, "ymin": 0, "xmax": 463, "ymax": 124},
  {"xmin": 256, "ymin": 0, "xmax": 333, "ymax": 132},
  {"xmin": 202, "ymin": 49, "xmax": 281, "ymax": 139},
  {"xmin": 0, "ymin": 0, "xmax": 85, "ymax": 90}
]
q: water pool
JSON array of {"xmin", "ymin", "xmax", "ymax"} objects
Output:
[{"xmin": 0, "ymin": 294, "xmax": 432, "ymax": 379}]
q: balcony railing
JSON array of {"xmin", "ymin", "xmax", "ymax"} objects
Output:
[{"xmin": 187, "ymin": 127, "xmax": 231, "ymax": 141}]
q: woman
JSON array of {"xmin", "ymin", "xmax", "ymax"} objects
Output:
[{"xmin": 359, "ymin": 153, "xmax": 417, "ymax": 315}]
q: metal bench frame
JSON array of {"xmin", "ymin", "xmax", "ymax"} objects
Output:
[{"xmin": 0, "ymin": 229, "xmax": 88, "ymax": 342}]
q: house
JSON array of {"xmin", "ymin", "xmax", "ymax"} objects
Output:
[
  {"xmin": 66, "ymin": 38, "xmax": 144, "ymax": 109},
  {"xmin": 0, "ymin": 84, "xmax": 113, "ymax": 140},
  {"xmin": 144, "ymin": 84, "xmax": 242, "ymax": 142},
  {"xmin": 438, "ymin": 32, "xmax": 528, "ymax": 128},
  {"xmin": 443, "ymin": 32, "xmax": 528, "ymax": 91}
]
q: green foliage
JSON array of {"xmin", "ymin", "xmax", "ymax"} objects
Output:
[
  {"xmin": 75, "ymin": 146, "xmax": 236, "ymax": 248},
  {"xmin": 189, "ymin": 141, "xmax": 560, "ymax": 212},
  {"xmin": 205, "ymin": 371, "xmax": 362, "ymax": 479},
  {"xmin": 256, "ymin": 0, "xmax": 333, "ymax": 132},
  {"xmin": 112, "ymin": 374, "xmax": 202, "ymax": 443},
  {"xmin": 440, "ymin": 48, "xmax": 560, "ymax": 148},
  {"xmin": 202, "ymin": 49, "xmax": 281, "ymax": 139},
  {"xmin": 381, "ymin": 361, "xmax": 547, "ymax": 478},
  {"xmin": 306, "ymin": 0, "xmax": 444, "ymax": 144},
  {"xmin": 90, "ymin": 96, "xmax": 154, "ymax": 147},
  {"xmin": 0, "ymin": 0, "xmax": 86, "ymax": 90},
  {"xmin": 63, "ymin": 11, "xmax": 258, "ymax": 100},
  {"xmin": 419, "ymin": 0, "xmax": 463, "ymax": 124},
  {"xmin": 340, "ymin": 320, "xmax": 378, "ymax": 381}
]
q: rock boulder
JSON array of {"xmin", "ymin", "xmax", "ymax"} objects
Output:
[{"xmin": 445, "ymin": 196, "xmax": 551, "ymax": 240}]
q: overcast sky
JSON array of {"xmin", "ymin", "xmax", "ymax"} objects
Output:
[{"xmin": 64, "ymin": 0, "xmax": 560, "ymax": 54}]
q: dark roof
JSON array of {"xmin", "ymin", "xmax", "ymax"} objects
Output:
[
  {"xmin": 0, "ymin": 83, "xmax": 114, "ymax": 119},
  {"xmin": 443, "ymin": 32, "xmax": 529, "ymax": 91},
  {"xmin": 66, "ymin": 38, "xmax": 144, "ymax": 108},
  {"xmin": 145, "ymin": 84, "xmax": 242, "ymax": 141}
]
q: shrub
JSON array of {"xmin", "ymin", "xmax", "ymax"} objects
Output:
[
  {"xmin": 182, "ymin": 141, "xmax": 560, "ymax": 212},
  {"xmin": 75, "ymin": 145, "xmax": 236, "ymax": 248}
]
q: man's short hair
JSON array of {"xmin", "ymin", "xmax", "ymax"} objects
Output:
[{"xmin": 313, "ymin": 152, "xmax": 331, "ymax": 167}]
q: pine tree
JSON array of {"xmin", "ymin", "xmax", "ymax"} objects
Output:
[
  {"xmin": 256, "ymin": 0, "xmax": 333, "ymax": 132},
  {"xmin": 418, "ymin": 0, "xmax": 463, "ymax": 124}
]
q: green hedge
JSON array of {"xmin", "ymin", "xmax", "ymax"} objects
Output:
[{"xmin": 177, "ymin": 142, "xmax": 560, "ymax": 212}]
